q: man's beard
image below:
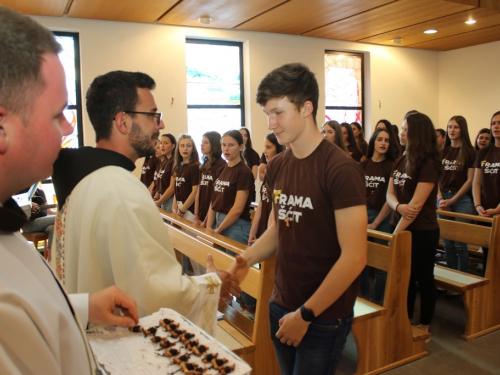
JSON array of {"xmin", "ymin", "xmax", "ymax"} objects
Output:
[{"xmin": 129, "ymin": 121, "xmax": 158, "ymax": 158}]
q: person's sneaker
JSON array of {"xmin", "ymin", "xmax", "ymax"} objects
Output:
[{"xmin": 414, "ymin": 324, "xmax": 432, "ymax": 343}]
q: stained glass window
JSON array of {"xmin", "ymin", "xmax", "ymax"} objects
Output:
[
  {"xmin": 324, "ymin": 51, "xmax": 364, "ymax": 126},
  {"xmin": 54, "ymin": 32, "xmax": 83, "ymax": 148},
  {"xmin": 186, "ymin": 39, "xmax": 244, "ymax": 150}
]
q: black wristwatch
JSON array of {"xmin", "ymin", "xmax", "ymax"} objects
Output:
[{"xmin": 299, "ymin": 305, "xmax": 316, "ymax": 322}]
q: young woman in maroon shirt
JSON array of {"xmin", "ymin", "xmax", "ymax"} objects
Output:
[
  {"xmin": 194, "ymin": 131, "xmax": 226, "ymax": 227},
  {"xmin": 248, "ymin": 132, "xmax": 285, "ymax": 245},
  {"xmin": 437, "ymin": 116, "xmax": 476, "ymax": 272},
  {"xmin": 387, "ymin": 112, "xmax": 441, "ymax": 334}
]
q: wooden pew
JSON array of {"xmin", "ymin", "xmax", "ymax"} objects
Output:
[
  {"xmin": 158, "ymin": 209, "xmax": 280, "ymax": 375},
  {"xmin": 352, "ymin": 229, "xmax": 429, "ymax": 375},
  {"xmin": 435, "ymin": 210, "xmax": 500, "ymax": 341}
]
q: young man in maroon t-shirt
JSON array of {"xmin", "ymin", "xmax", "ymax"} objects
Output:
[{"xmin": 230, "ymin": 63, "xmax": 367, "ymax": 375}]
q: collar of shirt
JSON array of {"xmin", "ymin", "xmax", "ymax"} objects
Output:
[{"xmin": 0, "ymin": 198, "xmax": 28, "ymax": 232}]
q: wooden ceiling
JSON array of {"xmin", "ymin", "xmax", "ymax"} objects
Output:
[{"xmin": 3, "ymin": 0, "xmax": 500, "ymax": 51}]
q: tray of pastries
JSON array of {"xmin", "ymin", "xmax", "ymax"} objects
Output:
[{"xmin": 87, "ymin": 308, "xmax": 252, "ymax": 375}]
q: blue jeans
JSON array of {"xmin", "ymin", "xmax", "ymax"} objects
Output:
[
  {"xmin": 215, "ymin": 212, "xmax": 255, "ymax": 308},
  {"xmin": 161, "ymin": 196, "xmax": 174, "ymax": 212},
  {"xmin": 269, "ymin": 301, "xmax": 353, "ymax": 375},
  {"xmin": 437, "ymin": 191, "xmax": 473, "ymax": 272},
  {"xmin": 22, "ymin": 215, "xmax": 55, "ymax": 248},
  {"xmin": 360, "ymin": 206, "xmax": 390, "ymax": 304}
]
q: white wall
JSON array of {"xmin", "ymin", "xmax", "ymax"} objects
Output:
[
  {"xmin": 33, "ymin": 16, "xmax": 444, "ymax": 166},
  {"xmin": 438, "ymin": 39, "xmax": 500, "ymax": 140}
]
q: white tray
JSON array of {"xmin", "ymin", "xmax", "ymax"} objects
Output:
[{"xmin": 87, "ymin": 308, "xmax": 252, "ymax": 375}]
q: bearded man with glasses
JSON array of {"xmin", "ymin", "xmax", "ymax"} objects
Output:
[{"xmin": 51, "ymin": 71, "xmax": 240, "ymax": 333}]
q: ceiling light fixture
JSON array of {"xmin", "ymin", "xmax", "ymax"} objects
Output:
[
  {"xmin": 424, "ymin": 29, "xmax": 438, "ymax": 34},
  {"xmin": 465, "ymin": 19, "xmax": 476, "ymax": 25},
  {"xmin": 393, "ymin": 38, "xmax": 402, "ymax": 44},
  {"xmin": 199, "ymin": 17, "xmax": 212, "ymax": 25}
]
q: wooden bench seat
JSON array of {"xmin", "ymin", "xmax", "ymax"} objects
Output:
[
  {"xmin": 352, "ymin": 229, "xmax": 429, "ymax": 375},
  {"xmin": 435, "ymin": 210, "xmax": 500, "ymax": 341}
]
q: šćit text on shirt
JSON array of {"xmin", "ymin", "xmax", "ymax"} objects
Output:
[
  {"xmin": 393, "ymin": 170, "xmax": 412, "ymax": 187},
  {"xmin": 481, "ymin": 160, "xmax": 500, "ymax": 175},
  {"xmin": 274, "ymin": 190, "xmax": 313, "ymax": 225},
  {"xmin": 214, "ymin": 179, "xmax": 230, "ymax": 192},
  {"xmin": 365, "ymin": 175, "xmax": 386, "ymax": 188},
  {"xmin": 175, "ymin": 176, "xmax": 186, "ymax": 187},
  {"xmin": 443, "ymin": 159, "xmax": 460, "ymax": 171}
]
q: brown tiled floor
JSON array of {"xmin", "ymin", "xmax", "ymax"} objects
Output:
[{"xmin": 337, "ymin": 292, "xmax": 500, "ymax": 374}]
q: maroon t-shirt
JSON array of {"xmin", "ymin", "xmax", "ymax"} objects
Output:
[
  {"xmin": 439, "ymin": 145, "xmax": 475, "ymax": 192},
  {"xmin": 256, "ymin": 175, "xmax": 272, "ymax": 238},
  {"xmin": 267, "ymin": 140, "xmax": 366, "ymax": 320},
  {"xmin": 174, "ymin": 161, "xmax": 200, "ymax": 213},
  {"xmin": 474, "ymin": 145, "xmax": 500, "ymax": 210},
  {"xmin": 198, "ymin": 158, "xmax": 226, "ymax": 221},
  {"xmin": 359, "ymin": 140, "xmax": 368, "ymax": 157},
  {"xmin": 243, "ymin": 149, "xmax": 260, "ymax": 170},
  {"xmin": 211, "ymin": 161, "xmax": 254, "ymax": 222},
  {"xmin": 390, "ymin": 155, "xmax": 440, "ymax": 230},
  {"xmin": 360, "ymin": 158, "xmax": 394, "ymax": 212},
  {"xmin": 157, "ymin": 157, "xmax": 174, "ymax": 195},
  {"xmin": 346, "ymin": 143, "xmax": 362, "ymax": 162},
  {"xmin": 140, "ymin": 156, "xmax": 159, "ymax": 187}
]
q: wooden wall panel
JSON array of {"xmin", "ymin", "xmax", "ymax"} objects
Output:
[
  {"xmin": 360, "ymin": 8, "xmax": 500, "ymax": 47},
  {"xmin": 157, "ymin": 0, "xmax": 284, "ymax": 29},
  {"xmin": 235, "ymin": 0, "xmax": 395, "ymax": 34},
  {"xmin": 1, "ymin": 0, "xmax": 69, "ymax": 16},
  {"xmin": 67, "ymin": 0, "xmax": 177, "ymax": 23},
  {"xmin": 304, "ymin": 0, "xmax": 477, "ymax": 41},
  {"xmin": 408, "ymin": 23, "xmax": 500, "ymax": 50}
]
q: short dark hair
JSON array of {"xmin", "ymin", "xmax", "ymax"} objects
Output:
[
  {"xmin": 0, "ymin": 6, "xmax": 61, "ymax": 117},
  {"xmin": 256, "ymin": 63, "xmax": 319, "ymax": 122},
  {"xmin": 436, "ymin": 128, "xmax": 446, "ymax": 138},
  {"xmin": 86, "ymin": 71, "xmax": 156, "ymax": 142}
]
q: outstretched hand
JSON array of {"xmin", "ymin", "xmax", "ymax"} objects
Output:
[
  {"xmin": 88, "ymin": 285, "xmax": 139, "ymax": 327},
  {"xmin": 227, "ymin": 255, "xmax": 250, "ymax": 284},
  {"xmin": 206, "ymin": 254, "xmax": 241, "ymax": 300}
]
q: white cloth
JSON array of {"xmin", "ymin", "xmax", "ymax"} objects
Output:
[
  {"xmin": 0, "ymin": 231, "xmax": 94, "ymax": 375},
  {"xmin": 53, "ymin": 166, "xmax": 221, "ymax": 333}
]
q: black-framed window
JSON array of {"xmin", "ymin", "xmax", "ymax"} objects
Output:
[
  {"xmin": 54, "ymin": 31, "xmax": 83, "ymax": 148},
  {"xmin": 324, "ymin": 51, "xmax": 364, "ymax": 126},
  {"xmin": 186, "ymin": 38, "xmax": 245, "ymax": 148}
]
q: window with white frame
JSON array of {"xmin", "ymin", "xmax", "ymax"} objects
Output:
[
  {"xmin": 185, "ymin": 39, "xmax": 245, "ymax": 149},
  {"xmin": 324, "ymin": 51, "xmax": 364, "ymax": 126},
  {"xmin": 54, "ymin": 31, "xmax": 83, "ymax": 148}
]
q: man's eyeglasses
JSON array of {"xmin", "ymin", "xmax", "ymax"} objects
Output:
[{"xmin": 123, "ymin": 111, "xmax": 162, "ymax": 126}]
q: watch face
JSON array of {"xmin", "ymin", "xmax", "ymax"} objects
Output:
[{"xmin": 300, "ymin": 305, "xmax": 315, "ymax": 322}]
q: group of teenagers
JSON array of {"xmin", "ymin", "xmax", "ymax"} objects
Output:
[
  {"xmin": 3, "ymin": 6, "xmax": 500, "ymax": 374},
  {"xmin": 321, "ymin": 110, "xmax": 500, "ymax": 335}
]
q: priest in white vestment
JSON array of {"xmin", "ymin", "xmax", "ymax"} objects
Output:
[{"xmin": 52, "ymin": 71, "xmax": 239, "ymax": 334}]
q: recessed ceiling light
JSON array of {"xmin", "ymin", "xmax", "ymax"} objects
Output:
[
  {"xmin": 465, "ymin": 19, "xmax": 476, "ymax": 25},
  {"xmin": 199, "ymin": 17, "xmax": 212, "ymax": 25},
  {"xmin": 424, "ymin": 29, "xmax": 438, "ymax": 34}
]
